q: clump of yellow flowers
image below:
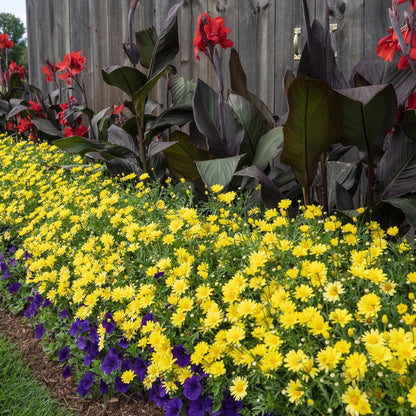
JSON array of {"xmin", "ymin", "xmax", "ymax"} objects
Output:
[{"xmin": 1, "ymin": 134, "xmax": 416, "ymax": 415}]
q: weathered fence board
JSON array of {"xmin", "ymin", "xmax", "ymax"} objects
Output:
[{"xmin": 26, "ymin": 0, "xmax": 392, "ymax": 116}]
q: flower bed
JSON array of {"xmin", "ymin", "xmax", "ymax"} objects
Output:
[{"xmin": 1, "ymin": 134, "xmax": 416, "ymax": 415}]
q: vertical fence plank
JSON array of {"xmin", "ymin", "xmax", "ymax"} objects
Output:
[{"xmin": 25, "ymin": 0, "xmax": 396, "ymax": 117}]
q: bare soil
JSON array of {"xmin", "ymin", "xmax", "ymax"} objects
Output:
[{"xmin": 0, "ymin": 304, "xmax": 164, "ymax": 416}]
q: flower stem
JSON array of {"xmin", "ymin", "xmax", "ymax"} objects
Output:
[{"xmin": 213, "ymin": 49, "xmax": 229, "ymax": 155}]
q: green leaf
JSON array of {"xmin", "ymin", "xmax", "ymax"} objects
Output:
[
  {"xmin": 195, "ymin": 155, "xmax": 244, "ymax": 188},
  {"xmin": 148, "ymin": 2, "xmax": 182, "ymax": 79},
  {"xmin": 31, "ymin": 118, "xmax": 64, "ymax": 138},
  {"xmin": 90, "ymin": 106, "xmax": 111, "ymax": 140},
  {"xmin": 145, "ymin": 103, "xmax": 194, "ymax": 141},
  {"xmin": 235, "ymin": 165, "xmax": 282, "ymax": 194},
  {"xmin": 102, "ymin": 66, "xmax": 147, "ymax": 98},
  {"xmin": 135, "ymin": 26, "xmax": 158, "ymax": 69},
  {"xmin": 107, "ymin": 124, "xmax": 140, "ymax": 156},
  {"xmin": 169, "ymin": 77, "xmax": 196, "ymax": 106},
  {"xmin": 53, "ymin": 136, "xmax": 137, "ymax": 160},
  {"xmin": 252, "ymin": 127, "xmax": 284, "ymax": 170},
  {"xmin": 148, "ymin": 132, "xmax": 210, "ymax": 180},
  {"xmin": 281, "ymin": 77, "xmax": 341, "ymax": 190},
  {"xmin": 337, "ymin": 84, "xmax": 397, "ymax": 161},
  {"xmin": 132, "ymin": 70, "xmax": 167, "ymax": 119},
  {"xmin": 228, "ymin": 93, "xmax": 270, "ymax": 164}
]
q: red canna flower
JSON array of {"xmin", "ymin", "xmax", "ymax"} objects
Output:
[
  {"xmin": 42, "ymin": 60, "xmax": 59, "ymax": 83},
  {"xmin": 376, "ymin": 27, "xmax": 401, "ymax": 62},
  {"xmin": 0, "ymin": 33, "xmax": 13, "ymax": 50},
  {"xmin": 193, "ymin": 12, "xmax": 233, "ymax": 61},
  {"xmin": 29, "ymin": 101, "xmax": 42, "ymax": 112},
  {"xmin": 57, "ymin": 51, "xmax": 86, "ymax": 85},
  {"xmin": 111, "ymin": 104, "xmax": 124, "ymax": 115},
  {"xmin": 8, "ymin": 60, "xmax": 26, "ymax": 79}
]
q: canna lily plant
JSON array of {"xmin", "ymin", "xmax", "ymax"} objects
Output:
[{"xmin": 277, "ymin": 0, "xmax": 416, "ymax": 233}]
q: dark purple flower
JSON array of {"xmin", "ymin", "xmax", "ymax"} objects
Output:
[
  {"xmin": 101, "ymin": 350, "xmax": 121, "ymax": 374},
  {"xmin": 76, "ymin": 336, "xmax": 89, "ymax": 352},
  {"xmin": 23, "ymin": 251, "xmax": 31, "ymax": 261},
  {"xmin": 9, "ymin": 246, "xmax": 16, "ymax": 254},
  {"xmin": 102, "ymin": 312, "xmax": 115, "ymax": 334},
  {"xmin": 150, "ymin": 383, "xmax": 169, "ymax": 407},
  {"xmin": 77, "ymin": 372, "xmax": 95, "ymax": 398},
  {"xmin": 59, "ymin": 346, "xmax": 70, "ymax": 362},
  {"xmin": 8, "ymin": 281, "xmax": 21, "ymax": 293},
  {"xmin": 84, "ymin": 354, "xmax": 93, "ymax": 366},
  {"xmin": 78, "ymin": 319, "xmax": 90, "ymax": 333},
  {"xmin": 2, "ymin": 269, "xmax": 11, "ymax": 279},
  {"xmin": 133, "ymin": 357, "xmax": 147, "ymax": 381},
  {"xmin": 59, "ymin": 309, "xmax": 69, "ymax": 319},
  {"xmin": 68, "ymin": 321, "xmax": 79, "ymax": 337},
  {"xmin": 62, "ymin": 365, "xmax": 72, "ymax": 379},
  {"xmin": 141, "ymin": 311, "xmax": 154, "ymax": 327},
  {"xmin": 89, "ymin": 343, "xmax": 99, "ymax": 358},
  {"xmin": 164, "ymin": 397, "xmax": 183, "ymax": 416},
  {"xmin": 172, "ymin": 344, "xmax": 191, "ymax": 367},
  {"xmin": 42, "ymin": 299, "xmax": 51, "ymax": 308},
  {"xmin": 24, "ymin": 304, "xmax": 37, "ymax": 319},
  {"xmin": 114, "ymin": 376, "xmax": 129, "ymax": 394},
  {"xmin": 33, "ymin": 293, "xmax": 43, "ymax": 307},
  {"xmin": 183, "ymin": 375, "xmax": 202, "ymax": 401},
  {"xmin": 121, "ymin": 358, "xmax": 133, "ymax": 372},
  {"xmin": 99, "ymin": 379, "xmax": 108, "ymax": 395},
  {"xmin": 89, "ymin": 327, "xmax": 99, "ymax": 343},
  {"xmin": 186, "ymin": 397, "xmax": 205, "ymax": 416},
  {"xmin": 0, "ymin": 261, "xmax": 7, "ymax": 273},
  {"xmin": 34, "ymin": 323, "xmax": 46, "ymax": 339},
  {"xmin": 222, "ymin": 393, "xmax": 243, "ymax": 416},
  {"xmin": 117, "ymin": 337, "xmax": 129, "ymax": 349},
  {"xmin": 154, "ymin": 271, "xmax": 165, "ymax": 279}
]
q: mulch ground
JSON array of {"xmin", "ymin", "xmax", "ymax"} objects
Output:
[{"xmin": 0, "ymin": 304, "xmax": 164, "ymax": 416}]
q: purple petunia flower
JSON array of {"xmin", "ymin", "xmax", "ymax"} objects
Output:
[
  {"xmin": 84, "ymin": 354, "xmax": 93, "ymax": 366},
  {"xmin": 62, "ymin": 365, "xmax": 72, "ymax": 379},
  {"xmin": 102, "ymin": 312, "xmax": 115, "ymax": 334},
  {"xmin": 183, "ymin": 375, "xmax": 202, "ymax": 401},
  {"xmin": 117, "ymin": 337, "xmax": 129, "ymax": 349},
  {"xmin": 89, "ymin": 327, "xmax": 99, "ymax": 343},
  {"xmin": 34, "ymin": 323, "xmax": 46, "ymax": 339},
  {"xmin": 133, "ymin": 357, "xmax": 147, "ymax": 381},
  {"xmin": 99, "ymin": 379, "xmax": 109, "ymax": 395},
  {"xmin": 33, "ymin": 293, "xmax": 43, "ymax": 308},
  {"xmin": 8, "ymin": 281, "xmax": 21, "ymax": 293},
  {"xmin": 24, "ymin": 304, "xmax": 37, "ymax": 319},
  {"xmin": 9, "ymin": 246, "xmax": 16, "ymax": 254},
  {"xmin": 42, "ymin": 299, "xmax": 51, "ymax": 308},
  {"xmin": 172, "ymin": 344, "xmax": 191, "ymax": 367},
  {"xmin": 121, "ymin": 358, "xmax": 133, "ymax": 372},
  {"xmin": 2, "ymin": 268, "xmax": 11, "ymax": 279},
  {"xmin": 23, "ymin": 251, "xmax": 31, "ymax": 262},
  {"xmin": 150, "ymin": 384, "xmax": 169, "ymax": 407},
  {"xmin": 187, "ymin": 397, "xmax": 205, "ymax": 416},
  {"xmin": 114, "ymin": 376, "xmax": 129, "ymax": 394},
  {"xmin": 0, "ymin": 261, "xmax": 7, "ymax": 273},
  {"xmin": 164, "ymin": 397, "xmax": 183, "ymax": 416},
  {"xmin": 77, "ymin": 372, "xmax": 95, "ymax": 398},
  {"xmin": 154, "ymin": 271, "xmax": 165, "ymax": 279},
  {"xmin": 59, "ymin": 346, "xmax": 70, "ymax": 362},
  {"xmin": 59, "ymin": 309, "xmax": 68, "ymax": 319},
  {"xmin": 76, "ymin": 336, "xmax": 89, "ymax": 352},
  {"xmin": 221, "ymin": 393, "xmax": 243, "ymax": 416},
  {"xmin": 101, "ymin": 350, "xmax": 121, "ymax": 374}
]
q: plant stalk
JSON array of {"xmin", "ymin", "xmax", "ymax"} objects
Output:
[
  {"xmin": 213, "ymin": 49, "xmax": 228, "ymax": 155},
  {"xmin": 136, "ymin": 116, "xmax": 148, "ymax": 173}
]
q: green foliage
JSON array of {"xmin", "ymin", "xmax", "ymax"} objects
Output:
[
  {"xmin": 0, "ymin": 13, "xmax": 26, "ymax": 67},
  {"xmin": 0, "ymin": 336, "xmax": 70, "ymax": 416}
]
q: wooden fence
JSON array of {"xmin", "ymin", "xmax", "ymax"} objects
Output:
[{"xmin": 26, "ymin": 0, "xmax": 391, "ymax": 116}]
